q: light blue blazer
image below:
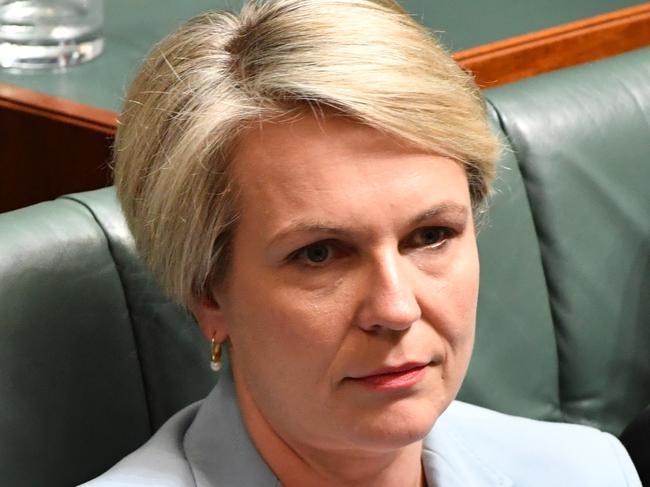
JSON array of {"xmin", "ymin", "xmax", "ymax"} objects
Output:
[{"xmin": 81, "ymin": 366, "xmax": 641, "ymax": 486}]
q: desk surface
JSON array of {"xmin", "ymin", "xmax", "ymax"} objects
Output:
[
  {"xmin": 0, "ymin": 0, "xmax": 221, "ymax": 112},
  {"xmin": 0, "ymin": 0, "xmax": 643, "ymax": 112}
]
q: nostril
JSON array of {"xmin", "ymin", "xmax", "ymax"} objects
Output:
[{"xmin": 362, "ymin": 323, "xmax": 413, "ymax": 340}]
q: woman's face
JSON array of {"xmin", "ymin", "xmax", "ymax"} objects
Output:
[{"xmin": 204, "ymin": 114, "xmax": 478, "ymax": 454}]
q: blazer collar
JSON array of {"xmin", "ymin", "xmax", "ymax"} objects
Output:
[
  {"xmin": 422, "ymin": 415, "xmax": 514, "ymax": 487},
  {"xmin": 183, "ymin": 358, "xmax": 281, "ymax": 487},
  {"xmin": 183, "ymin": 360, "xmax": 513, "ymax": 487}
]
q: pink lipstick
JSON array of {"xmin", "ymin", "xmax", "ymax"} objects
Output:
[{"xmin": 352, "ymin": 363, "xmax": 428, "ymax": 391}]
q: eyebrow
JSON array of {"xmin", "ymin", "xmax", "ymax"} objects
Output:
[
  {"xmin": 268, "ymin": 201, "xmax": 469, "ymax": 248},
  {"xmin": 409, "ymin": 202, "xmax": 468, "ymax": 226}
]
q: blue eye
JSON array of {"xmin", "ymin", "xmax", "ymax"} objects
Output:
[
  {"xmin": 411, "ymin": 227, "xmax": 452, "ymax": 248},
  {"xmin": 289, "ymin": 240, "xmax": 352, "ymax": 268},
  {"xmin": 304, "ymin": 243, "xmax": 330, "ymax": 263}
]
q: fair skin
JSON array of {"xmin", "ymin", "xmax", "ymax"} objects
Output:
[{"xmin": 192, "ymin": 114, "xmax": 479, "ymax": 487}]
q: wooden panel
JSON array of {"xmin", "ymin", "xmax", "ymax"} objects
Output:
[
  {"xmin": 454, "ymin": 3, "xmax": 650, "ymax": 87},
  {"xmin": 0, "ymin": 85, "xmax": 116, "ymax": 213},
  {"xmin": 0, "ymin": 102, "xmax": 114, "ymax": 213}
]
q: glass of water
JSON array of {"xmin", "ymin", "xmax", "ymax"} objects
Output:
[{"xmin": 0, "ymin": 0, "xmax": 104, "ymax": 70}]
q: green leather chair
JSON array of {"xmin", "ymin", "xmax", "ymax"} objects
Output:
[
  {"xmin": 461, "ymin": 45, "xmax": 650, "ymax": 435},
  {"xmin": 1, "ymin": 46, "xmax": 649, "ymax": 486}
]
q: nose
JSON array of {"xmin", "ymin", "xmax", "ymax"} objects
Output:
[{"xmin": 355, "ymin": 249, "xmax": 422, "ymax": 333}]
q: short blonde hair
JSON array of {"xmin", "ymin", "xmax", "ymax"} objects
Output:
[{"xmin": 114, "ymin": 0, "xmax": 500, "ymax": 307}]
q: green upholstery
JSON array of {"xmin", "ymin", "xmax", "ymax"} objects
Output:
[
  {"xmin": 0, "ymin": 47, "xmax": 648, "ymax": 486},
  {"xmin": 0, "ymin": 194, "xmax": 214, "ymax": 487},
  {"xmin": 0, "ymin": 199, "xmax": 149, "ymax": 486},
  {"xmin": 478, "ymin": 46, "xmax": 650, "ymax": 434},
  {"xmin": 65, "ymin": 190, "xmax": 215, "ymax": 429},
  {"xmin": 457, "ymin": 109, "xmax": 562, "ymax": 423}
]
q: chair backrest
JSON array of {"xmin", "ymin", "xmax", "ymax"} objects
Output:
[
  {"xmin": 0, "ymin": 191, "xmax": 215, "ymax": 487},
  {"xmin": 459, "ymin": 46, "xmax": 650, "ymax": 435},
  {"xmin": 1, "ymin": 46, "xmax": 648, "ymax": 487}
]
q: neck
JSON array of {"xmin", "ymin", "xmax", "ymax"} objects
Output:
[{"xmin": 233, "ymin": 371, "xmax": 426, "ymax": 487}]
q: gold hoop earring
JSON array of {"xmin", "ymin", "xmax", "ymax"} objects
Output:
[{"xmin": 210, "ymin": 337, "xmax": 222, "ymax": 372}]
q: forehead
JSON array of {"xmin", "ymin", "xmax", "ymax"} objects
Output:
[
  {"xmin": 230, "ymin": 114, "xmax": 470, "ymax": 229},
  {"xmin": 233, "ymin": 114, "xmax": 413, "ymax": 179}
]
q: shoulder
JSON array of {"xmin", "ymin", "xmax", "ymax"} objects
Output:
[
  {"xmin": 423, "ymin": 401, "xmax": 641, "ymax": 487},
  {"xmin": 78, "ymin": 401, "xmax": 202, "ymax": 487}
]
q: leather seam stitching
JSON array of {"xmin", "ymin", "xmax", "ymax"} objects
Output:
[
  {"xmin": 60, "ymin": 195, "xmax": 155, "ymax": 435},
  {"xmin": 485, "ymin": 98, "xmax": 566, "ymax": 422}
]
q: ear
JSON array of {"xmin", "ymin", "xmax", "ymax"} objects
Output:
[{"xmin": 188, "ymin": 295, "xmax": 230, "ymax": 342}]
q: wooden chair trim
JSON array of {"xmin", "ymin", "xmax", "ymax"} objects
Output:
[
  {"xmin": 454, "ymin": 3, "xmax": 650, "ymax": 87},
  {"xmin": 0, "ymin": 82, "xmax": 117, "ymax": 135}
]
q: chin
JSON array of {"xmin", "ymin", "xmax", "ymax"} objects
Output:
[{"xmin": 340, "ymin": 394, "xmax": 447, "ymax": 451}]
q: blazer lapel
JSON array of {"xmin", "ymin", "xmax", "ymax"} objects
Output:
[
  {"xmin": 422, "ymin": 405, "xmax": 514, "ymax": 487},
  {"xmin": 183, "ymin": 359, "xmax": 281, "ymax": 487}
]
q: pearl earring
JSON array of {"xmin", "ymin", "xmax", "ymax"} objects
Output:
[{"xmin": 210, "ymin": 337, "xmax": 222, "ymax": 372}]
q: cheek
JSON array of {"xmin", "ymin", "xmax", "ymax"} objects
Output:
[
  {"xmin": 432, "ymin": 240, "xmax": 479, "ymax": 350},
  {"xmin": 450, "ymin": 253, "xmax": 479, "ymax": 370},
  {"xmin": 225, "ymin": 277, "xmax": 351, "ymax": 369}
]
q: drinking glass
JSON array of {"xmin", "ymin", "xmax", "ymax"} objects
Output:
[{"xmin": 0, "ymin": 0, "xmax": 104, "ymax": 70}]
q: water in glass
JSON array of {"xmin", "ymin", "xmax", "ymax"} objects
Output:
[{"xmin": 0, "ymin": 0, "xmax": 104, "ymax": 70}]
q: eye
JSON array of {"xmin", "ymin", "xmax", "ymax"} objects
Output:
[
  {"xmin": 303, "ymin": 243, "xmax": 330, "ymax": 263},
  {"xmin": 407, "ymin": 227, "xmax": 454, "ymax": 250},
  {"xmin": 290, "ymin": 241, "xmax": 339, "ymax": 266}
]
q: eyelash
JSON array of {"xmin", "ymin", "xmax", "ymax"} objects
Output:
[
  {"xmin": 288, "ymin": 240, "xmax": 343, "ymax": 267},
  {"xmin": 288, "ymin": 226, "xmax": 456, "ymax": 267},
  {"xmin": 403, "ymin": 226, "xmax": 455, "ymax": 251}
]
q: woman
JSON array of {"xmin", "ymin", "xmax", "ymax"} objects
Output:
[{"xmin": 83, "ymin": 1, "xmax": 640, "ymax": 485}]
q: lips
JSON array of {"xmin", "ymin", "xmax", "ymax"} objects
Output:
[{"xmin": 349, "ymin": 362, "xmax": 430, "ymax": 391}]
